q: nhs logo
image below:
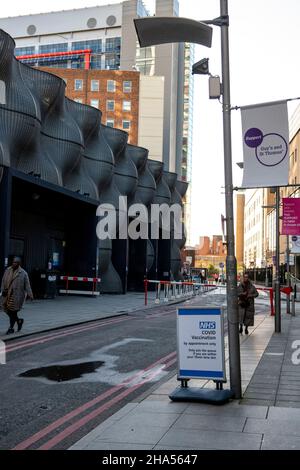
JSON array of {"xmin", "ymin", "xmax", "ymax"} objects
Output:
[{"xmin": 199, "ymin": 321, "xmax": 216, "ymax": 330}]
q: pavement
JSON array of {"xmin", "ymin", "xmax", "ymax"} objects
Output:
[{"xmin": 69, "ymin": 299, "xmax": 300, "ymax": 451}]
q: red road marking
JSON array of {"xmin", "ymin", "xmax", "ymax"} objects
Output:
[
  {"xmin": 13, "ymin": 351, "xmax": 177, "ymax": 450},
  {"xmin": 38, "ymin": 357, "xmax": 177, "ymax": 450},
  {"xmin": 6, "ymin": 317, "xmax": 130, "ymax": 353}
]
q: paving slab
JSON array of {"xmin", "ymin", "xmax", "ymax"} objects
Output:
[
  {"xmin": 157, "ymin": 428, "xmax": 262, "ymax": 450},
  {"xmin": 172, "ymin": 414, "xmax": 246, "ymax": 432},
  {"xmin": 261, "ymin": 435, "xmax": 300, "ymax": 450}
]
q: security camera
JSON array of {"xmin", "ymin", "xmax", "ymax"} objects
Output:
[{"xmin": 192, "ymin": 58, "xmax": 210, "ymax": 75}]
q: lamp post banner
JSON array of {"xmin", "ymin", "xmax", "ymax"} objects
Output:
[
  {"xmin": 241, "ymin": 100, "xmax": 289, "ymax": 188},
  {"xmin": 282, "ymin": 198, "xmax": 300, "ymax": 235}
]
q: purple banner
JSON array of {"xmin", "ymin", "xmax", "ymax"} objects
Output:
[{"xmin": 282, "ymin": 198, "xmax": 300, "ymax": 235}]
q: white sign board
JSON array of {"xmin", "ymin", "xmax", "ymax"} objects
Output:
[
  {"xmin": 241, "ymin": 100, "xmax": 289, "ymax": 188},
  {"xmin": 290, "ymin": 235, "xmax": 300, "ymax": 254},
  {"xmin": 177, "ymin": 307, "xmax": 226, "ymax": 381}
]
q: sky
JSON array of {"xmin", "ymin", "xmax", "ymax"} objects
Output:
[{"xmin": 1, "ymin": 0, "xmax": 300, "ymax": 244}]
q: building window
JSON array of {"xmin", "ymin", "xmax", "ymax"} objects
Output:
[
  {"xmin": 122, "ymin": 120, "xmax": 131, "ymax": 130},
  {"xmin": 91, "ymin": 80, "xmax": 99, "ymax": 92},
  {"xmin": 123, "ymin": 81, "xmax": 132, "ymax": 93},
  {"xmin": 15, "ymin": 46, "xmax": 36, "ymax": 56},
  {"xmin": 105, "ymin": 56, "xmax": 120, "ymax": 70},
  {"xmin": 105, "ymin": 37, "xmax": 121, "ymax": 53},
  {"xmin": 74, "ymin": 79, "xmax": 83, "ymax": 91},
  {"xmin": 107, "ymin": 80, "xmax": 116, "ymax": 92},
  {"xmin": 123, "ymin": 100, "xmax": 131, "ymax": 112},
  {"xmin": 71, "ymin": 39, "xmax": 102, "ymax": 69},
  {"xmin": 74, "ymin": 98, "xmax": 83, "ymax": 103},
  {"xmin": 295, "ymin": 148, "xmax": 298, "ymax": 163},
  {"xmin": 106, "ymin": 119, "xmax": 114, "ymax": 127},
  {"xmin": 90, "ymin": 99, "xmax": 99, "ymax": 108},
  {"xmin": 106, "ymin": 100, "xmax": 115, "ymax": 111},
  {"xmin": 39, "ymin": 43, "xmax": 68, "ymax": 54}
]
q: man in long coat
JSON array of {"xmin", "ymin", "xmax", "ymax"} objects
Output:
[
  {"xmin": 237, "ymin": 272, "xmax": 258, "ymax": 335},
  {"xmin": 1, "ymin": 257, "xmax": 33, "ymax": 334}
]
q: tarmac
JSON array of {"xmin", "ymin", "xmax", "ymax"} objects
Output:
[
  {"xmin": 0, "ymin": 291, "xmax": 165, "ymax": 341},
  {"xmin": 2, "ymin": 288, "xmax": 300, "ymax": 450}
]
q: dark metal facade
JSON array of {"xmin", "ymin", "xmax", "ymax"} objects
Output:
[{"xmin": 0, "ymin": 29, "xmax": 188, "ymax": 294}]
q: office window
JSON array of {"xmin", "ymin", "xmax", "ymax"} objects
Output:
[
  {"xmin": 122, "ymin": 120, "xmax": 131, "ymax": 130},
  {"xmin": 74, "ymin": 98, "xmax": 83, "ymax": 103},
  {"xmin": 90, "ymin": 99, "xmax": 99, "ymax": 108},
  {"xmin": 105, "ymin": 55, "xmax": 120, "ymax": 70},
  {"xmin": 107, "ymin": 80, "xmax": 116, "ymax": 92},
  {"xmin": 39, "ymin": 43, "xmax": 68, "ymax": 54},
  {"xmin": 105, "ymin": 37, "xmax": 121, "ymax": 53},
  {"xmin": 106, "ymin": 119, "xmax": 114, "ymax": 128},
  {"xmin": 123, "ymin": 81, "xmax": 132, "ymax": 93},
  {"xmin": 15, "ymin": 46, "xmax": 35, "ymax": 56},
  {"xmin": 106, "ymin": 100, "xmax": 115, "ymax": 111},
  {"xmin": 91, "ymin": 80, "xmax": 99, "ymax": 92},
  {"xmin": 123, "ymin": 100, "xmax": 131, "ymax": 111},
  {"xmin": 71, "ymin": 39, "xmax": 102, "ymax": 69},
  {"xmin": 74, "ymin": 79, "xmax": 83, "ymax": 91}
]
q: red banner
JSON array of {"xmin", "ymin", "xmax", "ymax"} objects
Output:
[{"xmin": 282, "ymin": 198, "xmax": 300, "ymax": 235}]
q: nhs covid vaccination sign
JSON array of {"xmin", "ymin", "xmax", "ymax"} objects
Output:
[
  {"xmin": 177, "ymin": 307, "xmax": 226, "ymax": 381},
  {"xmin": 241, "ymin": 100, "xmax": 289, "ymax": 188}
]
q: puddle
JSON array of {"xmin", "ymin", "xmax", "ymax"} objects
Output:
[{"xmin": 19, "ymin": 361, "xmax": 104, "ymax": 382}]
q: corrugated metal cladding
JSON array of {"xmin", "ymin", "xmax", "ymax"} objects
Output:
[{"xmin": 0, "ymin": 28, "xmax": 188, "ymax": 295}]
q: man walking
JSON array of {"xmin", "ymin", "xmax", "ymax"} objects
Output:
[
  {"xmin": 1, "ymin": 257, "xmax": 33, "ymax": 335},
  {"xmin": 237, "ymin": 272, "xmax": 258, "ymax": 335}
]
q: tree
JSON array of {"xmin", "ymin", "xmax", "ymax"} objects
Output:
[{"xmin": 208, "ymin": 264, "xmax": 219, "ymax": 276}]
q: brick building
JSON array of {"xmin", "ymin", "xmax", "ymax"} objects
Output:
[{"xmin": 40, "ymin": 68, "xmax": 140, "ymax": 145}]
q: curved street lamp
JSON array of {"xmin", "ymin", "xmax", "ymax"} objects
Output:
[{"xmin": 134, "ymin": 0, "xmax": 242, "ymax": 399}]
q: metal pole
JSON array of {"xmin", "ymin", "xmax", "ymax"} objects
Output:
[
  {"xmin": 275, "ymin": 187, "xmax": 281, "ymax": 332},
  {"xmin": 220, "ymin": 0, "xmax": 242, "ymax": 398},
  {"xmin": 286, "ymin": 235, "xmax": 290, "ymax": 314}
]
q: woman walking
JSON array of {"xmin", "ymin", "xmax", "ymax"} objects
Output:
[
  {"xmin": 1, "ymin": 257, "xmax": 33, "ymax": 335},
  {"xmin": 237, "ymin": 272, "xmax": 258, "ymax": 335}
]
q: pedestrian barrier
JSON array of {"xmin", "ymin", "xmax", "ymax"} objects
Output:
[
  {"xmin": 143, "ymin": 279, "xmax": 218, "ymax": 306},
  {"xmin": 256, "ymin": 286, "xmax": 293, "ymax": 317},
  {"xmin": 60, "ymin": 276, "xmax": 101, "ymax": 296},
  {"xmin": 256, "ymin": 287, "xmax": 274, "ymax": 316}
]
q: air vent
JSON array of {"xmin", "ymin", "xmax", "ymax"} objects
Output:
[
  {"xmin": 106, "ymin": 15, "xmax": 117, "ymax": 27},
  {"xmin": 87, "ymin": 17, "xmax": 97, "ymax": 28},
  {"xmin": 27, "ymin": 24, "xmax": 37, "ymax": 35}
]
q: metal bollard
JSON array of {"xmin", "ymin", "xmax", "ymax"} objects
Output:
[
  {"xmin": 286, "ymin": 293, "xmax": 291, "ymax": 314},
  {"xmin": 171, "ymin": 282, "xmax": 176, "ymax": 300},
  {"xmin": 164, "ymin": 283, "xmax": 169, "ymax": 302},
  {"xmin": 155, "ymin": 282, "xmax": 161, "ymax": 304},
  {"xmin": 292, "ymin": 294, "xmax": 296, "ymax": 316}
]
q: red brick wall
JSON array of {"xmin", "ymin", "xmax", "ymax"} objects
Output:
[{"xmin": 38, "ymin": 68, "xmax": 140, "ymax": 145}]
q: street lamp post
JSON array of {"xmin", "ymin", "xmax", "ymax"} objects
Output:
[
  {"xmin": 219, "ymin": 0, "xmax": 242, "ymax": 398},
  {"xmin": 134, "ymin": 0, "xmax": 242, "ymax": 398}
]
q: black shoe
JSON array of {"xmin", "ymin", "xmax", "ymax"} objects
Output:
[
  {"xmin": 245, "ymin": 327, "xmax": 249, "ymax": 335},
  {"xmin": 239, "ymin": 325, "xmax": 243, "ymax": 334},
  {"xmin": 6, "ymin": 327, "xmax": 14, "ymax": 335},
  {"xmin": 17, "ymin": 318, "xmax": 24, "ymax": 332}
]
